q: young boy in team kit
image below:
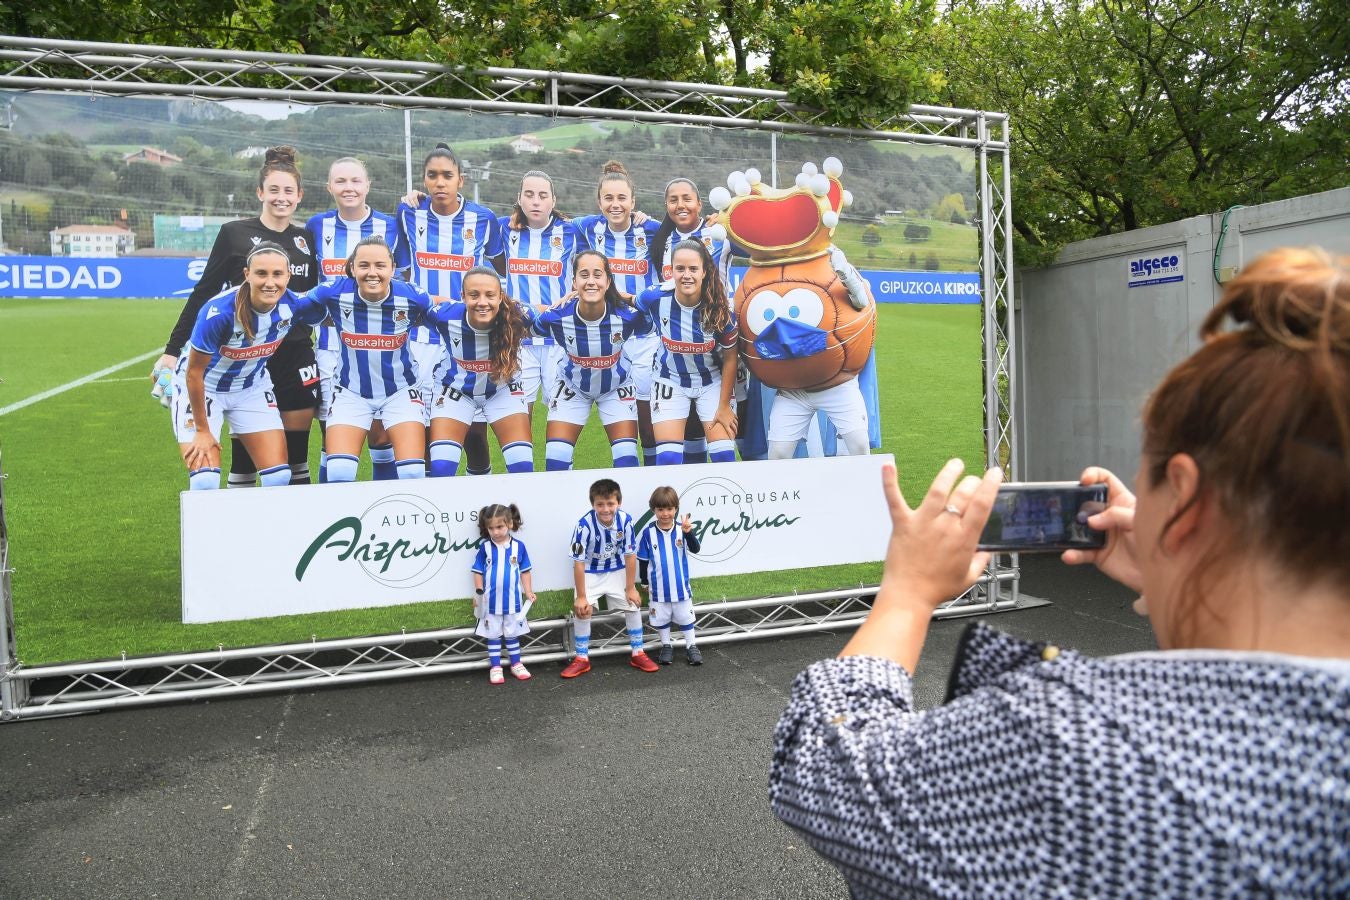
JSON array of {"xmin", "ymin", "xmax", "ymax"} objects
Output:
[
  {"xmin": 560, "ymin": 478, "xmax": 661, "ymax": 678},
  {"xmin": 635, "ymin": 486, "xmax": 703, "ymax": 665}
]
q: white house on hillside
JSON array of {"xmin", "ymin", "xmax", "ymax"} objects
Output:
[{"xmin": 50, "ymin": 225, "xmax": 137, "ymax": 258}]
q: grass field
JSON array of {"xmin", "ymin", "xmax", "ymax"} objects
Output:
[
  {"xmin": 0, "ymin": 299, "xmax": 984, "ymax": 664},
  {"xmin": 833, "ymin": 216, "xmax": 979, "ymax": 272}
]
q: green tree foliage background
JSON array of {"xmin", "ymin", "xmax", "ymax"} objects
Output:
[{"xmin": 3, "ymin": 0, "xmax": 1345, "ymax": 260}]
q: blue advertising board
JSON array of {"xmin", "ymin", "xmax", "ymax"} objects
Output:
[{"xmin": 2, "ymin": 255, "xmax": 982, "ymax": 304}]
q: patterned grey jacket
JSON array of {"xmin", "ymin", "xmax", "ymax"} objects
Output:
[{"xmin": 770, "ymin": 622, "xmax": 1349, "ymax": 898}]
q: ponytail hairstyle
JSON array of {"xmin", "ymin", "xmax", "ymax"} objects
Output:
[
  {"xmin": 422, "ymin": 142, "xmax": 461, "ymax": 174},
  {"xmin": 571, "ymin": 248, "xmax": 631, "ymax": 311},
  {"xmin": 477, "ymin": 503, "xmax": 524, "ymax": 540},
  {"xmin": 344, "ymin": 234, "xmax": 396, "ymax": 278},
  {"xmin": 462, "ymin": 265, "xmax": 532, "ymax": 384},
  {"xmin": 669, "ymin": 238, "xmax": 731, "ymax": 336},
  {"xmin": 597, "ymin": 159, "xmax": 635, "ymax": 199},
  {"xmin": 509, "ymin": 169, "xmax": 568, "ymax": 229},
  {"xmin": 648, "ymin": 177, "xmax": 700, "ymax": 272},
  {"xmin": 236, "ymin": 242, "xmax": 290, "ymax": 340},
  {"xmin": 1141, "ymin": 246, "xmax": 1349, "ymax": 642},
  {"xmin": 258, "ymin": 145, "xmax": 301, "ymax": 192}
]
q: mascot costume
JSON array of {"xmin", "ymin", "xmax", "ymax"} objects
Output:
[{"xmin": 707, "ymin": 158, "xmax": 879, "ymax": 458}]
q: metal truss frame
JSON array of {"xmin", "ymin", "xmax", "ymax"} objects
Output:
[{"xmin": 0, "ymin": 37, "xmax": 1019, "ymax": 721}]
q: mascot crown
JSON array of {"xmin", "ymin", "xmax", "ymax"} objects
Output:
[{"xmin": 709, "ymin": 158, "xmax": 854, "ymax": 266}]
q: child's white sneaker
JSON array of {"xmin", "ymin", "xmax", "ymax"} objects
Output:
[
  {"xmin": 489, "ymin": 666, "xmax": 505, "ymax": 685},
  {"xmin": 510, "ymin": 662, "xmax": 532, "ymax": 681}
]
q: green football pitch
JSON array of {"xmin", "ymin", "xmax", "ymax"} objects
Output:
[{"xmin": 0, "ymin": 299, "xmax": 985, "ymax": 664}]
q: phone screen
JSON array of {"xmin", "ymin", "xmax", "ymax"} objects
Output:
[{"xmin": 977, "ymin": 482, "xmax": 1108, "ymax": 552}]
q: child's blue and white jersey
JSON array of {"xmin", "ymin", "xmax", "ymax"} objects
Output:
[
  {"xmin": 424, "ymin": 302, "xmax": 533, "ymax": 398},
  {"xmin": 574, "ymin": 214, "xmax": 660, "ymax": 298},
  {"xmin": 500, "ymin": 215, "xmax": 582, "ymax": 345},
  {"xmin": 636, "ymin": 287, "xmax": 738, "ymax": 388},
  {"xmin": 307, "ymin": 208, "xmax": 408, "ymax": 353},
  {"xmin": 532, "ymin": 300, "xmax": 650, "ymax": 396},
  {"xmin": 188, "ymin": 287, "xmax": 318, "ymax": 393},
  {"xmin": 472, "ymin": 537, "xmax": 532, "ymax": 615},
  {"xmin": 570, "ymin": 509, "xmax": 635, "ymax": 575},
  {"xmin": 399, "ymin": 196, "xmax": 503, "ymax": 344},
  {"xmin": 661, "ymin": 224, "xmax": 735, "ymax": 293},
  {"xmin": 636, "ymin": 523, "xmax": 694, "ymax": 603},
  {"xmin": 296, "ymin": 278, "xmax": 434, "ymax": 398}
]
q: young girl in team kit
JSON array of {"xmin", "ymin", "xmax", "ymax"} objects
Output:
[
  {"xmin": 636, "ymin": 239, "xmax": 739, "ymax": 465},
  {"xmin": 648, "ymin": 177, "xmax": 738, "ymax": 463},
  {"xmin": 636, "ymin": 486, "xmax": 703, "ymax": 665},
  {"xmin": 398, "ymin": 144, "xmax": 503, "ymax": 475},
  {"xmin": 472, "ymin": 503, "xmax": 536, "ymax": 684},
  {"xmin": 293, "ymin": 237, "xmax": 434, "ymax": 482},
  {"xmin": 156, "ymin": 146, "xmax": 319, "ymax": 487},
  {"xmin": 574, "ymin": 161, "xmax": 663, "ymax": 465},
  {"xmin": 174, "ymin": 243, "xmax": 319, "ymax": 490},
  {"xmin": 499, "ymin": 170, "xmax": 583, "ymax": 416},
  {"xmin": 307, "ymin": 156, "xmax": 408, "ymax": 482},
  {"xmin": 423, "ymin": 267, "xmax": 536, "ymax": 475},
  {"xmin": 532, "ymin": 250, "xmax": 649, "ymax": 470}
]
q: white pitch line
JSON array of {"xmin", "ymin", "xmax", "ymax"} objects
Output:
[{"xmin": 0, "ymin": 349, "xmax": 162, "ymax": 417}]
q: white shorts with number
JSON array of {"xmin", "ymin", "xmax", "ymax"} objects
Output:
[
  {"xmin": 767, "ymin": 379, "xmax": 868, "ymax": 443},
  {"xmin": 620, "ymin": 333, "xmax": 659, "ymax": 402},
  {"xmin": 649, "ymin": 598, "xmax": 696, "ymax": 628},
  {"xmin": 315, "ymin": 347, "xmax": 339, "ymax": 422},
  {"xmin": 517, "ymin": 342, "xmax": 565, "ymax": 406},
  {"xmin": 171, "ymin": 372, "xmax": 282, "ymax": 443},
  {"xmin": 429, "ymin": 384, "xmax": 528, "ymax": 425},
  {"xmin": 328, "ymin": 386, "xmax": 426, "ymax": 431},
  {"xmin": 545, "ymin": 378, "xmax": 638, "ymax": 427},
  {"xmin": 409, "ymin": 339, "xmax": 448, "ymax": 417},
  {"xmin": 578, "ymin": 569, "xmax": 635, "ymax": 612},
  {"xmin": 649, "ymin": 376, "xmax": 734, "ymax": 425},
  {"xmin": 474, "ymin": 611, "xmax": 531, "ymax": 639}
]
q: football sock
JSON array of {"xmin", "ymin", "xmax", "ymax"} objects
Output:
[
  {"xmin": 656, "ymin": 623, "xmax": 672, "ymax": 644},
  {"xmin": 610, "ymin": 438, "xmax": 639, "ymax": 468},
  {"xmin": 487, "ymin": 638, "xmax": 502, "ymax": 668},
  {"xmin": 326, "ymin": 453, "xmax": 359, "ymax": 483},
  {"xmin": 228, "ymin": 438, "xmax": 256, "ymax": 487},
  {"xmin": 573, "ymin": 616, "xmax": 591, "ymax": 658},
  {"xmin": 506, "ymin": 638, "xmax": 521, "ymax": 665},
  {"xmin": 258, "ymin": 464, "xmax": 292, "ymax": 487},
  {"xmin": 502, "ymin": 441, "xmax": 534, "ymax": 473},
  {"xmin": 545, "ymin": 439, "xmax": 574, "ymax": 472},
  {"xmin": 370, "ymin": 442, "xmax": 397, "ymax": 480},
  {"xmin": 429, "ymin": 440, "xmax": 462, "ymax": 477},
  {"xmin": 643, "ymin": 446, "xmax": 658, "ymax": 466},
  {"xmin": 188, "ymin": 467, "xmax": 220, "ymax": 490},
  {"xmin": 285, "ymin": 430, "xmax": 311, "ymax": 485},
  {"xmin": 396, "ymin": 458, "xmax": 426, "ymax": 479},
  {"xmin": 708, "ymin": 439, "xmax": 736, "ymax": 463},
  {"xmin": 683, "ymin": 438, "xmax": 707, "ymax": 464},
  {"xmin": 679, "ymin": 621, "xmax": 698, "ymax": 647},
  {"xmin": 655, "ymin": 442, "xmax": 683, "ymax": 465}
]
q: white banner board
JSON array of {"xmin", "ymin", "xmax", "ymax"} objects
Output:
[{"xmin": 180, "ymin": 455, "xmax": 894, "ymax": 623}]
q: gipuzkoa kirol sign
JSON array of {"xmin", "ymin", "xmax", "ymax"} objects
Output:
[{"xmin": 181, "ymin": 455, "xmax": 893, "ymax": 623}]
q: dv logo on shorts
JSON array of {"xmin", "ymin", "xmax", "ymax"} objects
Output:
[
  {"xmin": 632, "ymin": 476, "xmax": 802, "ymax": 563},
  {"xmin": 294, "ymin": 493, "xmax": 477, "ymax": 588}
]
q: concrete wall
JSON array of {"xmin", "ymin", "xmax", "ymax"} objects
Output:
[{"xmin": 1015, "ymin": 187, "xmax": 1350, "ymax": 483}]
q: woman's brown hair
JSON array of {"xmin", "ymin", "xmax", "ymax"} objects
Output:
[
  {"xmin": 258, "ymin": 145, "xmax": 301, "ymax": 191},
  {"xmin": 1142, "ymin": 246, "xmax": 1349, "ymax": 639},
  {"xmin": 669, "ymin": 238, "xmax": 732, "ymax": 337}
]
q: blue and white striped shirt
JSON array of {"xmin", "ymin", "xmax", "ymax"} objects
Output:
[
  {"xmin": 472, "ymin": 537, "xmax": 532, "ymax": 615},
  {"xmin": 660, "ymin": 225, "xmax": 735, "ymax": 293},
  {"xmin": 635, "ymin": 287, "xmax": 738, "ymax": 388},
  {"xmin": 296, "ymin": 278, "xmax": 434, "ymax": 398},
  {"xmin": 533, "ymin": 299, "xmax": 650, "ymax": 396},
  {"xmin": 571, "ymin": 509, "xmax": 635, "ymax": 575},
  {"xmin": 500, "ymin": 215, "xmax": 583, "ymax": 346},
  {"xmin": 399, "ymin": 196, "xmax": 503, "ymax": 344},
  {"xmin": 307, "ymin": 208, "xmax": 408, "ymax": 352},
  {"xmin": 188, "ymin": 288, "xmax": 317, "ymax": 393},
  {"xmin": 636, "ymin": 523, "xmax": 694, "ymax": 604},
  {"xmin": 424, "ymin": 302, "xmax": 534, "ymax": 399},
  {"xmin": 574, "ymin": 214, "xmax": 660, "ymax": 298}
]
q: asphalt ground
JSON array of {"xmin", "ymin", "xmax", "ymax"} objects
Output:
[{"xmin": 0, "ymin": 556, "xmax": 1155, "ymax": 900}]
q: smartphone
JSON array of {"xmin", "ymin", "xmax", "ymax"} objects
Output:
[{"xmin": 977, "ymin": 482, "xmax": 1108, "ymax": 553}]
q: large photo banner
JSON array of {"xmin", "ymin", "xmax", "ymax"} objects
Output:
[{"xmin": 180, "ymin": 455, "xmax": 893, "ymax": 623}]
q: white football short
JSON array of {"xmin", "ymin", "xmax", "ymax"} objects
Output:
[
  {"xmin": 327, "ymin": 385, "xmax": 426, "ymax": 431},
  {"xmin": 620, "ymin": 333, "xmax": 659, "ymax": 402},
  {"xmin": 517, "ymin": 342, "xmax": 564, "ymax": 406},
  {"xmin": 315, "ymin": 347, "xmax": 339, "ymax": 422},
  {"xmin": 649, "ymin": 376, "xmax": 735, "ymax": 425},
  {"xmin": 544, "ymin": 378, "xmax": 638, "ymax": 427},
  {"xmin": 409, "ymin": 338, "xmax": 447, "ymax": 416},
  {"xmin": 648, "ymin": 598, "xmax": 696, "ymax": 628},
  {"xmin": 474, "ymin": 610, "xmax": 531, "ymax": 639},
  {"xmin": 577, "ymin": 569, "xmax": 635, "ymax": 613},
  {"xmin": 767, "ymin": 379, "xmax": 869, "ymax": 444},
  {"xmin": 428, "ymin": 383, "xmax": 528, "ymax": 425},
  {"xmin": 171, "ymin": 372, "xmax": 282, "ymax": 443}
]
